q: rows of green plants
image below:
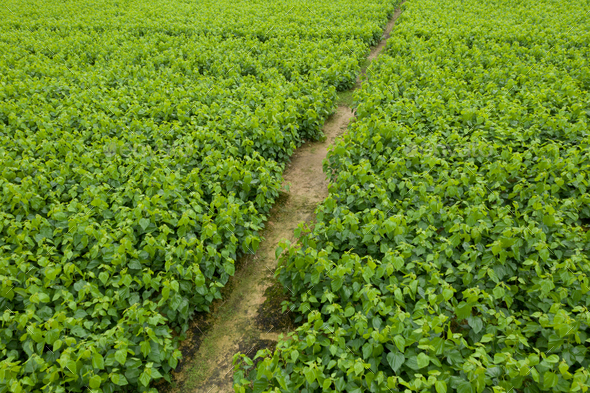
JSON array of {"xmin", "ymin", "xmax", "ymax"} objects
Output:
[
  {"xmin": 5, "ymin": 0, "xmax": 394, "ymax": 45},
  {"xmin": 234, "ymin": 0, "xmax": 590, "ymax": 391},
  {"xmin": 0, "ymin": 0, "xmax": 399, "ymax": 392}
]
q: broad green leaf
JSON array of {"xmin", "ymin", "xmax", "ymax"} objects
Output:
[
  {"xmin": 393, "ymin": 335, "xmax": 405, "ymax": 352},
  {"xmin": 115, "ymin": 349, "xmax": 127, "ymax": 365},
  {"xmin": 89, "ymin": 375, "xmax": 101, "ymax": 389},
  {"xmin": 442, "ymin": 288, "xmax": 453, "ymax": 301},
  {"xmin": 139, "ymin": 371, "xmax": 151, "ymax": 387},
  {"xmin": 455, "ymin": 302, "xmax": 472, "ymax": 320},
  {"xmin": 387, "ymin": 352, "xmax": 404, "ymax": 373},
  {"xmin": 457, "ymin": 381, "xmax": 473, "ymax": 393},
  {"xmin": 543, "ymin": 371, "xmax": 558, "ymax": 389},
  {"xmin": 111, "ymin": 374, "xmax": 128, "ymax": 386},
  {"xmin": 354, "ymin": 361, "xmax": 363, "ymax": 376},
  {"xmin": 467, "ymin": 317, "xmax": 483, "ymax": 334},
  {"xmin": 545, "ymin": 355, "xmax": 559, "ymax": 364},
  {"xmin": 435, "ymin": 380, "xmax": 447, "ymax": 393},
  {"xmin": 139, "ymin": 218, "xmax": 150, "ymax": 230},
  {"xmin": 416, "ymin": 353, "xmax": 430, "ymax": 369},
  {"xmin": 253, "ymin": 379, "xmax": 268, "ymax": 393},
  {"xmin": 93, "ymin": 353, "xmax": 105, "ymax": 370}
]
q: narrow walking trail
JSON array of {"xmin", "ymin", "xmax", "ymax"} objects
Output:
[{"xmin": 168, "ymin": 6, "xmax": 404, "ymax": 393}]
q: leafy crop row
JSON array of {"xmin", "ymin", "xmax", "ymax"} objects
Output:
[
  {"xmin": 0, "ymin": 0, "xmax": 399, "ymax": 392},
  {"xmin": 235, "ymin": 0, "xmax": 590, "ymax": 391},
  {"xmin": 6, "ymin": 0, "xmax": 393, "ymax": 45}
]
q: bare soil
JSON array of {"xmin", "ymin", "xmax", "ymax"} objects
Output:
[{"xmin": 165, "ymin": 6, "xmax": 403, "ymax": 393}]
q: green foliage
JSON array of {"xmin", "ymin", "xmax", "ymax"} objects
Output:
[
  {"xmin": 234, "ymin": 0, "xmax": 590, "ymax": 391},
  {"xmin": 0, "ymin": 0, "xmax": 399, "ymax": 391}
]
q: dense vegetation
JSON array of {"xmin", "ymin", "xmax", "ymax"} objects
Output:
[
  {"xmin": 0, "ymin": 0, "xmax": 399, "ymax": 392},
  {"xmin": 234, "ymin": 0, "xmax": 590, "ymax": 391}
]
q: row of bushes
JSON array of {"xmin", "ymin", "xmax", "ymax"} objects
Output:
[
  {"xmin": 234, "ymin": 0, "xmax": 590, "ymax": 391},
  {"xmin": 0, "ymin": 0, "xmax": 399, "ymax": 392}
]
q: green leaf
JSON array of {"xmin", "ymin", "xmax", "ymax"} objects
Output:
[
  {"xmin": 10, "ymin": 382, "xmax": 22, "ymax": 393},
  {"xmin": 543, "ymin": 371, "xmax": 558, "ymax": 389},
  {"xmin": 494, "ymin": 353, "xmax": 508, "ymax": 364},
  {"xmin": 111, "ymin": 374, "xmax": 128, "ymax": 386},
  {"xmin": 354, "ymin": 361, "xmax": 363, "ymax": 376},
  {"xmin": 139, "ymin": 218, "xmax": 150, "ymax": 230},
  {"xmin": 37, "ymin": 292, "xmax": 50, "ymax": 303},
  {"xmin": 151, "ymin": 367, "xmax": 162, "ymax": 379},
  {"xmin": 492, "ymin": 286, "xmax": 505, "ymax": 299},
  {"xmin": 224, "ymin": 263, "xmax": 235, "ymax": 276},
  {"xmin": 331, "ymin": 276, "xmax": 343, "ymax": 292},
  {"xmin": 71, "ymin": 325, "xmax": 88, "ymax": 338},
  {"xmin": 455, "ymin": 302, "xmax": 472, "ymax": 320},
  {"xmin": 53, "ymin": 339, "xmax": 63, "ymax": 352},
  {"xmin": 53, "ymin": 212, "xmax": 67, "ymax": 221},
  {"xmin": 344, "ymin": 306, "xmax": 355, "ymax": 317},
  {"xmin": 139, "ymin": 370, "xmax": 151, "ymax": 387},
  {"xmin": 1, "ymin": 286, "xmax": 14, "ymax": 300},
  {"xmin": 115, "ymin": 349, "xmax": 127, "ymax": 365},
  {"xmin": 89, "ymin": 375, "xmax": 101, "ymax": 389},
  {"xmin": 387, "ymin": 352, "xmax": 404, "ymax": 373},
  {"xmin": 253, "ymin": 379, "xmax": 269, "ymax": 393},
  {"xmin": 392, "ymin": 256, "xmax": 404, "ymax": 270},
  {"xmin": 291, "ymin": 350, "xmax": 299, "ymax": 363},
  {"xmin": 141, "ymin": 340, "xmax": 151, "ymax": 357},
  {"xmin": 457, "ymin": 381, "xmax": 473, "ymax": 393},
  {"xmin": 442, "ymin": 288, "xmax": 453, "ymax": 301},
  {"xmin": 304, "ymin": 367, "xmax": 315, "ymax": 384},
  {"xmin": 467, "ymin": 317, "xmax": 483, "ymax": 334},
  {"xmin": 92, "ymin": 352, "xmax": 105, "ymax": 370},
  {"xmin": 98, "ymin": 272, "xmax": 109, "ymax": 285},
  {"xmin": 558, "ymin": 362, "xmax": 569, "ymax": 375},
  {"xmin": 393, "ymin": 335, "xmax": 405, "ymax": 352},
  {"xmin": 416, "ymin": 353, "xmax": 430, "ymax": 369},
  {"xmin": 435, "ymin": 380, "xmax": 447, "ymax": 393},
  {"xmin": 45, "ymin": 329, "xmax": 59, "ymax": 345}
]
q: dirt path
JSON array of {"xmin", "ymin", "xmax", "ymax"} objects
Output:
[{"xmin": 167, "ymin": 6, "xmax": 403, "ymax": 393}]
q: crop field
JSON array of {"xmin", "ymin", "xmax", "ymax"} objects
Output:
[
  {"xmin": 1, "ymin": 0, "xmax": 589, "ymax": 392},
  {"xmin": 234, "ymin": 0, "xmax": 590, "ymax": 392},
  {"xmin": 0, "ymin": 0, "xmax": 401, "ymax": 392}
]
